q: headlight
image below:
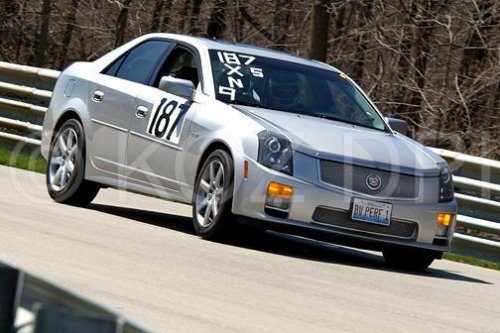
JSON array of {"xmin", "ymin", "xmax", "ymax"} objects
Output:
[
  {"xmin": 258, "ymin": 131, "xmax": 293, "ymax": 175},
  {"xmin": 439, "ymin": 166, "xmax": 454, "ymax": 202}
]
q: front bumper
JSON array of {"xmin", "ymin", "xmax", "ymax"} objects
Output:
[{"xmin": 232, "ymin": 157, "xmax": 457, "ymax": 252}]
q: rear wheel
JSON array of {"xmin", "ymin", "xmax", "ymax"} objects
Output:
[
  {"xmin": 383, "ymin": 248, "xmax": 437, "ymax": 271},
  {"xmin": 46, "ymin": 119, "xmax": 100, "ymax": 206},
  {"xmin": 193, "ymin": 149, "xmax": 234, "ymax": 240}
]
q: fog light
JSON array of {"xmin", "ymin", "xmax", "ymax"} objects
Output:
[
  {"xmin": 437, "ymin": 213, "xmax": 453, "ymax": 227},
  {"xmin": 267, "ymin": 182, "xmax": 293, "ymax": 199},
  {"xmin": 265, "ymin": 196, "xmax": 290, "ymax": 211}
]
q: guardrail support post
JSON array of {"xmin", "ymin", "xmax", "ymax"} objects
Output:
[{"xmin": 0, "ymin": 264, "xmax": 20, "ymax": 332}]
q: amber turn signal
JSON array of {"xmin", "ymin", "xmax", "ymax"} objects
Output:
[
  {"xmin": 267, "ymin": 182, "xmax": 293, "ymax": 199},
  {"xmin": 437, "ymin": 213, "xmax": 453, "ymax": 227},
  {"xmin": 244, "ymin": 160, "xmax": 249, "ymax": 180}
]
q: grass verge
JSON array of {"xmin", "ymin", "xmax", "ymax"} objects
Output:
[
  {"xmin": 0, "ymin": 146, "xmax": 47, "ymax": 173},
  {"xmin": 444, "ymin": 252, "xmax": 500, "ymax": 271}
]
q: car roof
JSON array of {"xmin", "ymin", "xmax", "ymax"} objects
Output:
[{"xmin": 149, "ymin": 33, "xmax": 340, "ymax": 73}]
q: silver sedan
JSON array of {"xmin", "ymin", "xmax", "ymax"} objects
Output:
[{"xmin": 41, "ymin": 33, "xmax": 457, "ymax": 271}]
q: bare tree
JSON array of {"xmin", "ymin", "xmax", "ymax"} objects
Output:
[
  {"xmin": 454, "ymin": 1, "xmax": 496, "ymax": 150},
  {"xmin": 206, "ymin": 0, "xmax": 228, "ymax": 39},
  {"xmin": 307, "ymin": 0, "xmax": 329, "ymax": 61},
  {"xmin": 188, "ymin": 0, "xmax": 204, "ymax": 34},
  {"xmin": 150, "ymin": 0, "xmax": 166, "ymax": 32},
  {"xmin": 57, "ymin": 0, "xmax": 79, "ymax": 68},
  {"xmin": 1, "ymin": 0, "xmax": 498, "ymax": 157},
  {"xmin": 34, "ymin": 0, "xmax": 53, "ymax": 66},
  {"xmin": 115, "ymin": 0, "xmax": 132, "ymax": 47}
]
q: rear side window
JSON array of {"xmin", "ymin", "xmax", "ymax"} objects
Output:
[
  {"xmin": 113, "ymin": 40, "xmax": 171, "ymax": 84},
  {"xmin": 103, "ymin": 54, "xmax": 126, "ymax": 76}
]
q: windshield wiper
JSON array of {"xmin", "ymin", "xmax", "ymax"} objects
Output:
[
  {"xmin": 231, "ymin": 101, "xmax": 284, "ymax": 113},
  {"xmin": 307, "ymin": 113, "xmax": 384, "ymax": 131}
]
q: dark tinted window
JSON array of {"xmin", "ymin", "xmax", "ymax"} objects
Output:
[
  {"xmin": 115, "ymin": 40, "xmax": 171, "ymax": 84},
  {"xmin": 156, "ymin": 48, "xmax": 199, "ymax": 87},
  {"xmin": 103, "ymin": 54, "xmax": 126, "ymax": 76}
]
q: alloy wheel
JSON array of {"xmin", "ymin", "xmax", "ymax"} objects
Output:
[
  {"xmin": 195, "ymin": 160, "xmax": 225, "ymax": 227},
  {"xmin": 48, "ymin": 127, "xmax": 78, "ymax": 192}
]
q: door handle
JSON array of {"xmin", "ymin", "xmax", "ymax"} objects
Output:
[
  {"xmin": 92, "ymin": 90, "xmax": 104, "ymax": 102},
  {"xmin": 135, "ymin": 105, "xmax": 149, "ymax": 118}
]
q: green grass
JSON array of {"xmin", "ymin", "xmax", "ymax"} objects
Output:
[
  {"xmin": 444, "ymin": 252, "xmax": 500, "ymax": 271},
  {"xmin": 0, "ymin": 147, "xmax": 47, "ymax": 173}
]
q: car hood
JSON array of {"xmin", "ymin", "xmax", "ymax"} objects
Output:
[{"xmin": 236, "ymin": 106, "xmax": 445, "ymax": 177}]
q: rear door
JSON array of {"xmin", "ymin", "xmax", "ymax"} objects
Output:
[
  {"xmin": 87, "ymin": 40, "xmax": 172, "ymax": 175},
  {"xmin": 126, "ymin": 46, "xmax": 201, "ymax": 190}
]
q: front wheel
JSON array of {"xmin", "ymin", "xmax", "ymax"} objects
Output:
[
  {"xmin": 383, "ymin": 248, "xmax": 438, "ymax": 271},
  {"xmin": 192, "ymin": 149, "xmax": 234, "ymax": 240},
  {"xmin": 46, "ymin": 119, "xmax": 100, "ymax": 206}
]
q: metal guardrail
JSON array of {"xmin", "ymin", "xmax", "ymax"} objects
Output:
[
  {"xmin": 0, "ymin": 261, "xmax": 152, "ymax": 333},
  {"xmin": 430, "ymin": 149, "xmax": 500, "ymax": 261},
  {"xmin": 0, "ymin": 61, "xmax": 59, "ymax": 147},
  {"xmin": 0, "ymin": 61, "xmax": 498, "ymax": 262}
]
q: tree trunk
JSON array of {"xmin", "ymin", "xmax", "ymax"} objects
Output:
[
  {"xmin": 455, "ymin": 1, "xmax": 494, "ymax": 151},
  {"xmin": 206, "ymin": 0, "xmax": 227, "ymax": 39},
  {"xmin": 271, "ymin": 0, "xmax": 288, "ymax": 50},
  {"xmin": 57, "ymin": 0, "xmax": 79, "ymax": 69},
  {"xmin": 240, "ymin": 5, "xmax": 273, "ymax": 42},
  {"xmin": 188, "ymin": 0, "xmax": 204, "ymax": 35},
  {"xmin": 160, "ymin": 0, "xmax": 173, "ymax": 32},
  {"xmin": 0, "ymin": 0, "xmax": 21, "ymax": 62},
  {"xmin": 405, "ymin": 0, "xmax": 439, "ymax": 128},
  {"xmin": 307, "ymin": 0, "xmax": 329, "ymax": 61},
  {"xmin": 232, "ymin": 0, "xmax": 243, "ymax": 41},
  {"xmin": 150, "ymin": 0, "xmax": 166, "ymax": 32},
  {"xmin": 115, "ymin": 0, "xmax": 132, "ymax": 47},
  {"xmin": 394, "ymin": 1, "xmax": 417, "ymax": 117},
  {"xmin": 179, "ymin": 0, "xmax": 191, "ymax": 32},
  {"xmin": 34, "ymin": 0, "xmax": 52, "ymax": 67},
  {"xmin": 15, "ymin": 0, "xmax": 29, "ymax": 63}
]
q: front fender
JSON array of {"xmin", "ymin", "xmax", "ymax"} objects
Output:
[{"xmin": 178, "ymin": 100, "xmax": 263, "ymax": 202}]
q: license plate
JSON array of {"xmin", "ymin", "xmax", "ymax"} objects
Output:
[{"xmin": 351, "ymin": 198, "xmax": 392, "ymax": 226}]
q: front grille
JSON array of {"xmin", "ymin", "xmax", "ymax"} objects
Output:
[
  {"xmin": 312, "ymin": 206, "xmax": 418, "ymax": 239},
  {"xmin": 320, "ymin": 160, "xmax": 420, "ymax": 198}
]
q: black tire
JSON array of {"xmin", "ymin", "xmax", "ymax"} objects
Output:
[
  {"xmin": 192, "ymin": 149, "xmax": 235, "ymax": 240},
  {"xmin": 383, "ymin": 248, "xmax": 437, "ymax": 271},
  {"xmin": 46, "ymin": 118, "xmax": 100, "ymax": 206}
]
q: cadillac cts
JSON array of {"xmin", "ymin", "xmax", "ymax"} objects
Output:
[{"xmin": 41, "ymin": 33, "xmax": 457, "ymax": 270}]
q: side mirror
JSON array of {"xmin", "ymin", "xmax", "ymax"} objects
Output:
[
  {"xmin": 386, "ymin": 117, "xmax": 409, "ymax": 136},
  {"xmin": 159, "ymin": 76, "xmax": 196, "ymax": 100}
]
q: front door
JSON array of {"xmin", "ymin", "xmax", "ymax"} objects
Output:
[
  {"xmin": 126, "ymin": 46, "xmax": 201, "ymax": 191},
  {"xmin": 127, "ymin": 88, "xmax": 196, "ymax": 190}
]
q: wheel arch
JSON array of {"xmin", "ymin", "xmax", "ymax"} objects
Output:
[
  {"xmin": 52, "ymin": 110, "xmax": 83, "ymax": 140},
  {"xmin": 50, "ymin": 109, "xmax": 89, "ymax": 157},
  {"xmin": 49, "ymin": 109, "xmax": 92, "ymax": 176},
  {"xmin": 195, "ymin": 140, "xmax": 234, "ymax": 181}
]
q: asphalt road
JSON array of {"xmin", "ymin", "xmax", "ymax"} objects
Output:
[{"xmin": 0, "ymin": 165, "xmax": 499, "ymax": 333}]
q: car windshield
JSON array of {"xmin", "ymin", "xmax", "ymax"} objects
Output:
[{"xmin": 209, "ymin": 50, "xmax": 387, "ymax": 131}]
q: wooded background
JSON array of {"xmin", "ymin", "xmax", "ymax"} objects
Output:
[{"xmin": 0, "ymin": 0, "xmax": 498, "ymax": 158}]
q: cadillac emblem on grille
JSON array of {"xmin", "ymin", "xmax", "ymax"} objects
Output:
[{"xmin": 365, "ymin": 173, "xmax": 382, "ymax": 191}]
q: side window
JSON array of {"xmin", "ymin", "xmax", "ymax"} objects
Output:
[
  {"xmin": 155, "ymin": 48, "xmax": 200, "ymax": 87},
  {"xmin": 103, "ymin": 54, "xmax": 126, "ymax": 76},
  {"xmin": 114, "ymin": 40, "xmax": 171, "ymax": 84}
]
